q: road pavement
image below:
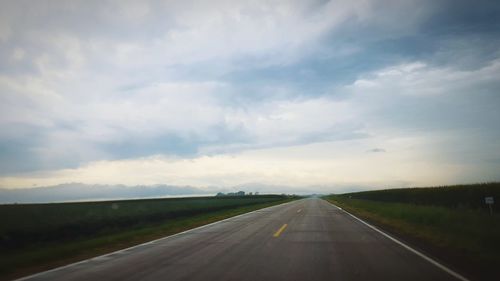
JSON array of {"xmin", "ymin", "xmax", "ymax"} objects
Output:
[{"xmin": 18, "ymin": 198, "xmax": 465, "ymax": 281}]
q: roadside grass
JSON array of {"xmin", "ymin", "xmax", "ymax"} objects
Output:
[
  {"xmin": 325, "ymin": 195, "xmax": 500, "ymax": 279},
  {"xmin": 0, "ymin": 196, "xmax": 296, "ymax": 280}
]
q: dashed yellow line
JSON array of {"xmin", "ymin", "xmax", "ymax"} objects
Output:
[{"xmin": 273, "ymin": 224, "xmax": 288, "ymax": 237}]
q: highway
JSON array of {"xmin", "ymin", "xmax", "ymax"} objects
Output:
[{"xmin": 19, "ymin": 198, "xmax": 465, "ymax": 281}]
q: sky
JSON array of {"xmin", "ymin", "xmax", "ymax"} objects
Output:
[{"xmin": 1, "ymin": 0, "xmax": 500, "ymax": 194}]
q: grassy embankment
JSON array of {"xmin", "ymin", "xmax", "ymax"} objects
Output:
[
  {"xmin": 324, "ymin": 183, "xmax": 500, "ymax": 280},
  {"xmin": 0, "ymin": 195, "xmax": 296, "ymax": 280}
]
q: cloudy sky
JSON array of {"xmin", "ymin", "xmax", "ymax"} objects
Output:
[{"xmin": 1, "ymin": 0, "xmax": 499, "ymax": 193}]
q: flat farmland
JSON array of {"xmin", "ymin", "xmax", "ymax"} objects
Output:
[{"xmin": 0, "ymin": 195, "xmax": 295, "ymax": 280}]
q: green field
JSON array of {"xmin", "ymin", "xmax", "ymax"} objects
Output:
[
  {"xmin": 325, "ymin": 183, "xmax": 500, "ymax": 280},
  {"xmin": 338, "ymin": 182, "xmax": 500, "ymax": 212},
  {"xmin": 0, "ymin": 195, "xmax": 295, "ymax": 280}
]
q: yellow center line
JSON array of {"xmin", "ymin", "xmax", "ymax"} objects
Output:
[
  {"xmin": 297, "ymin": 209, "xmax": 302, "ymax": 213},
  {"xmin": 273, "ymin": 224, "xmax": 288, "ymax": 237}
]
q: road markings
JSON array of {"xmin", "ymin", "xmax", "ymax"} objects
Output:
[
  {"xmin": 297, "ymin": 209, "xmax": 302, "ymax": 213},
  {"xmin": 16, "ymin": 200, "xmax": 300, "ymax": 281},
  {"xmin": 273, "ymin": 224, "xmax": 288, "ymax": 237},
  {"xmin": 326, "ymin": 201, "xmax": 470, "ymax": 281}
]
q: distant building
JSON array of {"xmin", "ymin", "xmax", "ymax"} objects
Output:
[{"xmin": 214, "ymin": 190, "xmax": 251, "ymax": 197}]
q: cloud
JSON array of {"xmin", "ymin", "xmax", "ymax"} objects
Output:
[
  {"xmin": 3, "ymin": 132, "xmax": 498, "ymax": 191},
  {"xmin": 1, "ymin": 0, "xmax": 500, "ymax": 192},
  {"xmin": 347, "ymin": 60, "xmax": 500, "ymax": 96},
  {"xmin": 344, "ymin": 59, "xmax": 500, "ymax": 134},
  {"xmin": 367, "ymin": 148, "xmax": 386, "ymax": 153}
]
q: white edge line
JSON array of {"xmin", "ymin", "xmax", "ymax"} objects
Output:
[
  {"xmin": 15, "ymin": 200, "xmax": 297, "ymax": 281},
  {"xmin": 326, "ymin": 201, "xmax": 470, "ymax": 281}
]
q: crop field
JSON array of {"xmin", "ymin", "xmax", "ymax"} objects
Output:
[
  {"xmin": 336, "ymin": 182, "xmax": 500, "ymax": 212},
  {"xmin": 0, "ymin": 195, "xmax": 294, "ymax": 280},
  {"xmin": 325, "ymin": 183, "xmax": 500, "ymax": 279}
]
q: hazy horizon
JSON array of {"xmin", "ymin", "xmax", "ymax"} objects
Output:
[
  {"xmin": 1, "ymin": 0, "xmax": 500, "ymax": 197},
  {"xmin": 0, "ymin": 182, "xmax": 337, "ymax": 204}
]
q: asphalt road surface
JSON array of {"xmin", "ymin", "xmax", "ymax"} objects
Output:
[{"xmin": 19, "ymin": 198, "xmax": 465, "ymax": 281}]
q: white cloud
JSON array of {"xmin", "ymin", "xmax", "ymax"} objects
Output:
[
  {"xmin": 11, "ymin": 48, "xmax": 25, "ymax": 61},
  {"xmin": 223, "ymin": 97, "xmax": 359, "ymax": 146},
  {"xmin": 78, "ymin": 82, "xmax": 227, "ymax": 140},
  {"xmin": 0, "ymin": 0, "xmax": 434, "ymax": 73},
  {"xmin": 2, "ymin": 58, "xmax": 500, "ymax": 188},
  {"xmin": 0, "ymin": 133, "xmax": 482, "ymax": 191},
  {"xmin": 1, "ymin": 0, "xmax": 499, "ymax": 192}
]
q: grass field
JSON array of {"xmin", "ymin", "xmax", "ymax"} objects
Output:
[
  {"xmin": 0, "ymin": 195, "xmax": 295, "ymax": 280},
  {"xmin": 325, "ymin": 183, "xmax": 500, "ymax": 280}
]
